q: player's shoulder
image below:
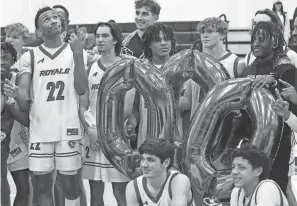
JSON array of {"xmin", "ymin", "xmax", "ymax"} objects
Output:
[{"xmin": 170, "ymin": 171, "xmax": 191, "ymax": 188}]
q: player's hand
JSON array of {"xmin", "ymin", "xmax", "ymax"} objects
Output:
[
  {"xmin": 3, "ymin": 79, "xmax": 19, "ymax": 98},
  {"xmin": 90, "ymin": 142, "xmax": 100, "ymax": 151},
  {"xmin": 272, "ymin": 88, "xmax": 290, "ymax": 120},
  {"xmin": 124, "ymin": 124, "xmax": 137, "ymax": 141},
  {"xmin": 69, "ymin": 25, "xmax": 84, "ymax": 54},
  {"xmin": 120, "ymin": 54, "xmax": 137, "ymax": 60},
  {"xmin": 87, "ymin": 127, "xmax": 98, "ymax": 144},
  {"xmin": 279, "ymin": 79, "xmax": 297, "ymax": 105},
  {"xmin": 252, "ymin": 75, "xmax": 275, "ymax": 90}
]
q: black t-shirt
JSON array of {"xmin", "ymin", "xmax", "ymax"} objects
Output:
[
  {"xmin": 121, "ymin": 32, "xmax": 143, "ymax": 58},
  {"xmin": 240, "ymin": 58, "xmax": 297, "ymax": 193}
]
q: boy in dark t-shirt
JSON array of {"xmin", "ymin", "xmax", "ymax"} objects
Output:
[{"xmin": 240, "ymin": 21, "xmax": 297, "ymax": 196}]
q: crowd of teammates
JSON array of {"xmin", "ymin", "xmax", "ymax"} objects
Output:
[{"xmin": 1, "ymin": 0, "xmax": 297, "ymax": 206}]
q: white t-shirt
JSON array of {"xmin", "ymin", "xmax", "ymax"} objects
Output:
[{"xmin": 230, "ymin": 180, "xmax": 289, "ymax": 206}]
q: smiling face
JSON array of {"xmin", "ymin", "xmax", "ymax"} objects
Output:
[
  {"xmin": 135, "ymin": 6, "xmax": 158, "ymax": 31},
  {"xmin": 231, "ymin": 157, "xmax": 262, "ymax": 188},
  {"xmin": 37, "ymin": 10, "xmax": 62, "ymax": 37},
  {"xmin": 1, "ymin": 50, "xmax": 14, "ymax": 78},
  {"xmin": 252, "ymin": 29, "xmax": 274, "ymax": 58},
  {"xmin": 140, "ymin": 153, "xmax": 170, "ymax": 178}
]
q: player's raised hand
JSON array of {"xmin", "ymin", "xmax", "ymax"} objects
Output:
[
  {"xmin": 279, "ymin": 79, "xmax": 297, "ymax": 105},
  {"xmin": 3, "ymin": 79, "xmax": 19, "ymax": 98},
  {"xmin": 68, "ymin": 25, "xmax": 84, "ymax": 54},
  {"xmin": 272, "ymin": 88, "xmax": 290, "ymax": 120}
]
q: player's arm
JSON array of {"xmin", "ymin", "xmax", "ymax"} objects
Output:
[
  {"xmin": 78, "ymin": 90, "xmax": 90, "ymax": 131},
  {"xmin": 5, "ymin": 101, "xmax": 29, "ymax": 127},
  {"xmin": 171, "ymin": 174, "xmax": 192, "ymax": 206},
  {"xmin": 3, "ymin": 52, "xmax": 32, "ymax": 112},
  {"xmin": 125, "ymin": 181, "xmax": 140, "ymax": 206},
  {"xmin": 69, "ymin": 26, "xmax": 89, "ymax": 96}
]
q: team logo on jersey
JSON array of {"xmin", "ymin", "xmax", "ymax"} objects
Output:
[
  {"xmin": 91, "ymin": 84, "xmax": 100, "ymax": 90},
  {"xmin": 68, "ymin": 140, "xmax": 76, "ymax": 149},
  {"xmin": 67, "ymin": 128, "xmax": 78, "ymax": 135},
  {"xmin": 37, "ymin": 58, "xmax": 44, "ymax": 64},
  {"xmin": 143, "ymin": 201, "xmax": 148, "ymax": 205},
  {"xmin": 40, "ymin": 68, "xmax": 70, "ymax": 76},
  {"xmin": 10, "ymin": 147, "xmax": 22, "ymax": 157},
  {"xmin": 92, "ymin": 72, "xmax": 97, "ymax": 77}
]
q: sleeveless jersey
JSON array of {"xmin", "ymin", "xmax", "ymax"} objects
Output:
[
  {"xmin": 30, "ymin": 43, "xmax": 83, "ymax": 143},
  {"xmin": 134, "ymin": 170, "xmax": 193, "ymax": 206},
  {"xmin": 88, "ymin": 60, "xmax": 106, "ymax": 116},
  {"xmin": 8, "ymin": 71, "xmax": 29, "ymax": 164},
  {"xmin": 219, "ymin": 52, "xmax": 240, "ymax": 78}
]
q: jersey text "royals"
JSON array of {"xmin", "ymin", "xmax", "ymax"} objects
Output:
[{"xmin": 40, "ymin": 68, "xmax": 70, "ymax": 76}]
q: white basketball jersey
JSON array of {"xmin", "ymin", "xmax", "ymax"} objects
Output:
[
  {"xmin": 30, "ymin": 44, "xmax": 82, "ymax": 143},
  {"xmin": 134, "ymin": 170, "xmax": 193, "ymax": 206},
  {"xmin": 219, "ymin": 52, "xmax": 239, "ymax": 78},
  {"xmin": 88, "ymin": 60, "xmax": 106, "ymax": 116}
]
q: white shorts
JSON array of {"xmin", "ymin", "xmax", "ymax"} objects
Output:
[
  {"xmin": 82, "ymin": 137, "xmax": 129, "ymax": 182},
  {"xmin": 29, "ymin": 140, "xmax": 82, "ymax": 172},
  {"xmin": 7, "ymin": 154, "xmax": 29, "ymax": 172}
]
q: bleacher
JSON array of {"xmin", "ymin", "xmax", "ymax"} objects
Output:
[{"xmin": 2, "ymin": 18, "xmax": 295, "ymax": 58}]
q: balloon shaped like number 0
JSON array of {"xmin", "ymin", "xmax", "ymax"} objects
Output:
[
  {"xmin": 182, "ymin": 78, "xmax": 283, "ymax": 200},
  {"xmin": 96, "ymin": 59, "xmax": 176, "ymax": 179}
]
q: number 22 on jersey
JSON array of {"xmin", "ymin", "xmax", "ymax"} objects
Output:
[{"xmin": 46, "ymin": 81, "xmax": 65, "ymax": 101}]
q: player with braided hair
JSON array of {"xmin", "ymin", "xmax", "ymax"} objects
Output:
[{"xmin": 239, "ymin": 21, "xmax": 297, "ymax": 197}]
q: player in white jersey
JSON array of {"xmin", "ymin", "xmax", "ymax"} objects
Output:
[
  {"xmin": 4, "ymin": 22, "xmax": 32, "ymax": 206},
  {"xmin": 3, "ymin": 6, "xmax": 88, "ymax": 206},
  {"xmin": 181, "ymin": 17, "xmax": 246, "ymax": 119},
  {"xmin": 126, "ymin": 138, "xmax": 193, "ymax": 206},
  {"xmin": 230, "ymin": 144, "xmax": 289, "ymax": 206},
  {"xmin": 79, "ymin": 22, "xmax": 129, "ymax": 206}
]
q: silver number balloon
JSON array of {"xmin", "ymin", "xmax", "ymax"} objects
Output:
[
  {"xmin": 96, "ymin": 59, "xmax": 176, "ymax": 179},
  {"xmin": 182, "ymin": 78, "xmax": 283, "ymax": 200}
]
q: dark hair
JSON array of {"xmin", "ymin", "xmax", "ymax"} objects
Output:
[
  {"xmin": 53, "ymin": 5, "xmax": 69, "ymax": 20},
  {"xmin": 272, "ymin": 2, "xmax": 286, "ymax": 25},
  {"xmin": 142, "ymin": 22, "xmax": 176, "ymax": 58},
  {"xmin": 135, "ymin": 0, "xmax": 161, "ymax": 15},
  {"xmin": 254, "ymin": 9, "xmax": 284, "ymax": 32},
  {"xmin": 108, "ymin": 20, "xmax": 116, "ymax": 23},
  {"xmin": 231, "ymin": 144, "xmax": 270, "ymax": 181},
  {"xmin": 94, "ymin": 22, "xmax": 123, "ymax": 55},
  {"xmin": 251, "ymin": 21, "xmax": 287, "ymax": 68},
  {"xmin": 1, "ymin": 42, "xmax": 17, "ymax": 64},
  {"xmin": 139, "ymin": 139, "xmax": 175, "ymax": 169},
  {"xmin": 34, "ymin": 6, "xmax": 52, "ymax": 29},
  {"xmin": 192, "ymin": 34, "xmax": 202, "ymax": 52}
]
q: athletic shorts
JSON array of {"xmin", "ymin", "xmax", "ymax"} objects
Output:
[{"xmin": 29, "ymin": 140, "xmax": 82, "ymax": 172}]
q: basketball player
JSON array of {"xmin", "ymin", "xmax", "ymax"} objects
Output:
[
  {"xmin": 125, "ymin": 23, "xmax": 179, "ymax": 146},
  {"xmin": 79, "ymin": 21, "xmax": 130, "ymax": 206},
  {"xmin": 181, "ymin": 17, "xmax": 246, "ymax": 119},
  {"xmin": 3, "ymin": 6, "xmax": 88, "ymax": 206},
  {"xmin": 1, "ymin": 42, "xmax": 18, "ymax": 206},
  {"xmin": 126, "ymin": 138, "xmax": 193, "ymax": 206},
  {"xmin": 52, "ymin": 5, "xmax": 88, "ymax": 206},
  {"xmin": 244, "ymin": 9, "xmax": 297, "ymax": 68},
  {"xmin": 121, "ymin": 0, "xmax": 161, "ymax": 58},
  {"xmin": 5, "ymin": 22, "xmax": 31, "ymax": 206}
]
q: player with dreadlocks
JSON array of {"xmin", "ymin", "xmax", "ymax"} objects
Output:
[
  {"xmin": 125, "ymin": 23, "xmax": 179, "ymax": 148},
  {"xmin": 238, "ymin": 21, "xmax": 297, "ymax": 197}
]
